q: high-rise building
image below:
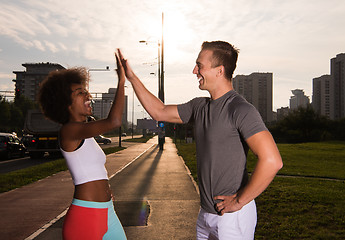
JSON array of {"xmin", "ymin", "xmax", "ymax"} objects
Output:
[
  {"xmin": 312, "ymin": 53, "xmax": 345, "ymax": 120},
  {"xmin": 331, "ymin": 53, "xmax": 345, "ymax": 119},
  {"xmin": 289, "ymin": 89, "xmax": 310, "ymax": 110},
  {"xmin": 312, "ymin": 75, "xmax": 333, "ymax": 118},
  {"xmin": 92, "ymin": 88, "xmax": 128, "ymax": 126},
  {"xmin": 277, "ymin": 107, "xmax": 290, "ymax": 121},
  {"xmin": 13, "ymin": 62, "xmax": 65, "ymax": 101},
  {"xmin": 233, "ymin": 72, "xmax": 273, "ymax": 122}
]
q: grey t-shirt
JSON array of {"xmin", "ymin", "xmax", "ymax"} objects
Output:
[{"xmin": 177, "ymin": 90, "xmax": 267, "ymax": 214}]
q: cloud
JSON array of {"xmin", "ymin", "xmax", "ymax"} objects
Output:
[
  {"xmin": 83, "ymin": 42, "xmax": 114, "ymax": 62},
  {"xmin": 44, "ymin": 41, "xmax": 58, "ymax": 53},
  {"xmin": 0, "ymin": 3, "xmax": 51, "ymax": 40},
  {"xmin": 58, "ymin": 43, "xmax": 68, "ymax": 51},
  {"xmin": 32, "ymin": 40, "xmax": 45, "ymax": 52},
  {"xmin": 0, "ymin": 73, "xmax": 14, "ymax": 79},
  {"xmin": 0, "ymin": 0, "xmax": 344, "ymax": 111},
  {"xmin": 0, "ymin": 73, "xmax": 16, "ymax": 92}
]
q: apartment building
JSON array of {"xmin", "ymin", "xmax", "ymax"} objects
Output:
[
  {"xmin": 92, "ymin": 88, "xmax": 128, "ymax": 125},
  {"xmin": 233, "ymin": 72, "xmax": 273, "ymax": 122},
  {"xmin": 312, "ymin": 53, "xmax": 345, "ymax": 120},
  {"xmin": 290, "ymin": 89, "xmax": 310, "ymax": 110},
  {"xmin": 312, "ymin": 75, "xmax": 333, "ymax": 118},
  {"xmin": 331, "ymin": 53, "xmax": 345, "ymax": 119},
  {"xmin": 13, "ymin": 62, "xmax": 65, "ymax": 101}
]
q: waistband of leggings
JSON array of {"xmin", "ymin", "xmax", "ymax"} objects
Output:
[{"xmin": 71, "ymin": 198, "xmax": 113, "ymax": 209}]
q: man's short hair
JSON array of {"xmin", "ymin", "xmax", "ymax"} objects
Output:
[{"xmin": 201, "ymin": 41, "xmax": 239, "ymax": 80}]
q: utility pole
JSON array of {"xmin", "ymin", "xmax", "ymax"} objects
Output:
[
  {"xmin": 139, "ymin": 13, "xmax": 165, "ymax": 150},
  {"xmin": 159, "ymin": 12, "xmax": 164, "ymax": 103},
  {"xmin": 158, "ymin": 12, "xmax": 165, "ymax": 151}
]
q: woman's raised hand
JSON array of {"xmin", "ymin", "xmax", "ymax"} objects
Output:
[
  {"xmin": 117, "ymin": 49, "xmax": 136, "ymax": 81},
  {"xmin": 115, "ymin": 49, "xmax": 126, "ymax": 83}
]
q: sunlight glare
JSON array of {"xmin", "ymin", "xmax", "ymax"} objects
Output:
[{"xmin": 163, "ymin": 10, "xmax": 194, "ymax": 62}]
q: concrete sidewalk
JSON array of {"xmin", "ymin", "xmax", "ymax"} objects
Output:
[{"xmin": 0, "ymin": 137, "xmax": 200, "ymax": 240}]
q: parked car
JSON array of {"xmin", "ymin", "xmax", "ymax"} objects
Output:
[
  {"xmin": 0, "ymin": 133, "xmax": 27, "ymax": 160},
  {"xmin": 94, "ymin": 135, "xmax": 112, "ymax": 144},
  {"xmin": 121, "ymin": 133, "xmax": 127, "ymax": 137},
  {"xmin": 21, "ymin": 134, "xmax": 33, "ymax": 148}
]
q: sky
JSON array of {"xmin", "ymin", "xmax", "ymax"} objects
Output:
[{"xmin": 1, "ymin": 0, "xmax": 345, "ymax": 122}]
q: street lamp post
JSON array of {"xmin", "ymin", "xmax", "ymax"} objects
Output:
[
  {"xmin": 131, "ymin": 89, "xmax": 134, "ymax": 139},
  {"xmin": 88, "ymin": 66, "xmax": 122, "ymax": 147},
  {"xmin": 88, "ymin": 66, "xmax": 110, "ymax": 72},
  {"xmin": 159, "ymin": 12, "xmax": 164, "ymax": 104},
  {"xmin": 87, "ymin": 66, "xmax": 110, "ymax": 90},
  {"xmin": 140, "ymin": 12, "xmax": 165, "ymax": 150},
  {"xmin": 125, "ymin": 85, "xmax": 135, "ymax": 139},
  {"xmin": 87, "ymin": 66, "xmax": 110, "ymax": 119}
]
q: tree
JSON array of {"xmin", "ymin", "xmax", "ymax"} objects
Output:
[
  {"xmin": 0, "ymin": 95, "xmax": 37, "ymax": 134},
  {"xmin": 330, "ymin": 118, "xmax": 345, "ymax": 141},
  {"xmin": 272, "ymin": 104, "xmax": 331, "ymax": 143},
  {"xmin": 14, "ymin": 95, "xmax": 37, "ymax": 120},
  {"xmin": 0, "ymin": 96, "xmax": 11, "ymax": 131}
]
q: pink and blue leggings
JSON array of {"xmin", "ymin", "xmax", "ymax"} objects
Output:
[{"xmin": 63, "ymin": 199, "xmax": 126, "ymax": 240}]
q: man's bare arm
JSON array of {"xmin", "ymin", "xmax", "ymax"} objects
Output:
[{"xmin": 119, "ymin": 49, "xmax": 183, "ymax": 123}]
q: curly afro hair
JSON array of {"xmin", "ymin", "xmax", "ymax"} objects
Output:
[{"xmin": 37, "ymin": 68, "xmax": 89, "ymax": 124}]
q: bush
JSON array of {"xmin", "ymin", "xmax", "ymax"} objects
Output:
[{"xmin": 270, "ymin": 105, "xmax": 343, "ymax": 143}]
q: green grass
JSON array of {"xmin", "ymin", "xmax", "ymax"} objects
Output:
[
  {"xmin": 123, "ymin": 135, "xmax": 154, "ymax": 143},
  {"xmin": 175, "ymin": 141, "xmax": 345, "ymax": 239},
  {"xmin": 103, "ymin": 146, "xmax": 125, "ymax": 155},
  {"xmin": 247, "ymin": 141, "xmax": 345, "ymax": 180},
  {"xmin": 174, "ymin": 141, "xmax": 198, "ymax": 183},
  {"xmin": 255, "ymin": 178, "xmax": 345, "ymax": 239},
  {"xmin": 0, "ymin": 146, "xmax": 125, "ymax": 193}
]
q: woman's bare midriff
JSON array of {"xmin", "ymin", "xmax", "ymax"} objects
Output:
[{"xmin": 74, "ymin": 179, "xmax": 112, "ymax": 202}]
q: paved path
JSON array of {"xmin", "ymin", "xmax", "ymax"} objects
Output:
[
  {"xmin": 110, "ymin": 138, "xmax": 200, "ymax": 239},
  {"xmin": 0, "ymin": 137, "xmax": 200, "ymax": 240}
]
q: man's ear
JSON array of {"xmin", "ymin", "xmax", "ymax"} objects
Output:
[{"xmin": 216, "ymin": 65, "xmax": 225, "ymax": 77}]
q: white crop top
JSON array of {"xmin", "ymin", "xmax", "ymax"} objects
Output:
[{"xmin": 60, "ymin": 137, "xmax": 108, "ymax": 185}]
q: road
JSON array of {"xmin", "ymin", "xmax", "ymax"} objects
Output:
[{"xmin": 0, "ymin": 136, "xmax": 137, "ymax": 174}]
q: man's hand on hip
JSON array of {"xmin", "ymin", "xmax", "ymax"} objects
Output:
[{"xmin": 214, "ymin": 194, "xmax": 243, "ymax": 215}]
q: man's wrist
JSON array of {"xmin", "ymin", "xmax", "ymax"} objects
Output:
[{"xmin": 235, "ymin": 192, "xmax": 248, "ymax": 208}]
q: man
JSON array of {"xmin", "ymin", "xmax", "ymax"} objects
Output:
[{"xmin": 119, "ymin": 41, "xmax": 283, "ymax": 239}]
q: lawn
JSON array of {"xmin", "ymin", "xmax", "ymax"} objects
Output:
[
  {"xmin": 175, "ymin": 141, "xmax": 345, "ymax": 239},
  {"xmin": 247, "ymin": 141, "xmax": 345, "ymax": 180},
  {"xmin": 123, "ymin": 135, "xmax": 154, "ymax": 143}
]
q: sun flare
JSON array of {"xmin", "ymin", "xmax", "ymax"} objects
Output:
[{"xmin": 163, "ymin": 11, "xmax": 194, "ymax": 61}]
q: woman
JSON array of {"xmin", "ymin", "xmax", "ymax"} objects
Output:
[{"xmin": 37, "ymin": 50, "xmax": 127, "ymax": 239}]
